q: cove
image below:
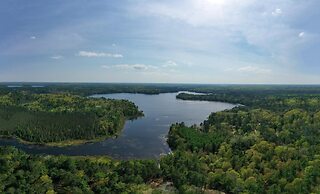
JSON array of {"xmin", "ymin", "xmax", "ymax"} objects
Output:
[{"xmin": 0, "ymin": 92, "xmax": 236, "ymax": 159}]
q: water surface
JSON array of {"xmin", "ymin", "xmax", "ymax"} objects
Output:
[{"xmin": 0, "ymin": 92, "xmax": 235, "ymax": 159}]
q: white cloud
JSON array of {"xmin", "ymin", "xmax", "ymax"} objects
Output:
[
  {"xmin": 30, "ymin": 36, "xmax": 36, "ymax": 40},
  {"xmin": 237, "ymin": 66, "xmax": 272, "ymax": 74},
  {"xmin": 116, "ymin": 64, "xmax": 146, "ymax": 70},
  {"xmin": 78, "ymin": 51, "xmax": 123, "ymax": 58},
  {"xmin": 102, "ymin": 64, "xmax": 158, "ymax": 71},
  {"xmin": 162, "ymin": 60, "xmax": 178, "ymax": 68},
  {"xmin": 101, "ymin": 65, "xmax": 110, "ymax": 69},
  {"xmin": 50, "ymin": 55, "xmax": 63, "ymax": 60},
  {"xmin": 298, "ymin": 32, "xmax": 305, "ymax": 38},
  {"xmin": 272, "ymin": 8, "xmax": 282, "ymax": 16}
]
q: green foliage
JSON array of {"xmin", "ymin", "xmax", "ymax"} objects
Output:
[
  {"xmin": 0, "ymin": 146, "xmax": 160, "ymax": 194},
  {"xmin": 162, "ymin": 90, "xmax": 320, "ymax": 193},
  {"xmin": 168, "ymin": 123, "xmax": 230, "ymax": 153}
]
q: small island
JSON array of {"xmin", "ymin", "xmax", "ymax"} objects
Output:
[{"xmin": 0, "ymin": 92, "xmax": 143, "ymax": 146}]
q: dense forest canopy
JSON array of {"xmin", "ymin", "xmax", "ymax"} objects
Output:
[
  {"xmin": 0, "ymin": 92, "xmax": 143, "ymax": 145},
  {"xmin": 1, "ymin": 84, "xmax": 320, "ymax": 193},
  {"xmin": 0, "ymin": 146, "xmax": 163, "ymax": 194},
  {"xmin": 168, "ymin": 89, "xmax": 320, "ymax": 193}
]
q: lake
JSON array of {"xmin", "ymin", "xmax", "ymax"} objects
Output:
[{"xmin": 0, "ymin": 92, "xmax": 236, "ymax": 159}]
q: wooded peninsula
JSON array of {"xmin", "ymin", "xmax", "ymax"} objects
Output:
[{"xmin": 0, "ymin": 92, "xmax": 143, "ymax": 146}]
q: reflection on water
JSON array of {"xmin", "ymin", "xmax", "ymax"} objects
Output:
[{"xmin": 0, "ymin": 92, "xmax": 236, "ymax": 159}]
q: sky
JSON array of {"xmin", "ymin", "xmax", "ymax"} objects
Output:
[{"xmin": 0, "ymin": 0, "xmax": 320, "ymax": 84}]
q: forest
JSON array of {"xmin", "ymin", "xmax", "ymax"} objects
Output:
[
  {"xmin": 1, "ymin": 84, "xmax": 320, "ymax": 193},
  {"xmin": 0, "ymin": 146, "xmax": 163, "ymax": 194},
  {"xmin": 168, "ymin": 90, "xmax": 320, "ymax": 193},
  {"xmin": 0, "ymin": 92, "xmax": 143, "ymax": 145}
]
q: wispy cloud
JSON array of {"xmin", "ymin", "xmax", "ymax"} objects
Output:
[
  {"xmin": 237, "ymin": 66, "xmax": 272, "ymax": 74},
  {"xmin": 298, "ymin": 32, "xmax": 305, "ymax": 38},
  {"xmin": 50, "ymin": 55, "xmax": 63, "ymax": 60},
  {"xmin": 102, "ymin": 64, "xmax": 157, "ymax": 71},
  {"xmin": 30, "ymin": 36, "xmax": 36, "ymax": 40},
  {"xmin": 272, "ymin": 8, "xmax": 282, "ymax": 16},
  {"xmin": 162, "ymin": 60, "xmax": 178, "ymax": 68},
  {"xmin": 78, "ymin": 51, "xmax": 123, "ymax": 58}
]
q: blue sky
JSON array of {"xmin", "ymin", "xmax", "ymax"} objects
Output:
[{"xmin": 1, "ymin": 0, "xmax": 320, "ymax": 84}]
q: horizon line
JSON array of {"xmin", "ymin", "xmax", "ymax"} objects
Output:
[{"xmin": 1, "ymin": 81, "xmax": 320, "ymax": 86}]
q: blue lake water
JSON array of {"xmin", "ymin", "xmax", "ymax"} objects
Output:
[{"xmin": 0, "ymin": 92, "xmax": 236, "ymax": 159}]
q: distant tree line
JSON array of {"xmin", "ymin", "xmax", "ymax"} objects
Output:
[{"xmin": 2, "ymin": 83, "xmax": 320, "ymax": 96}]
